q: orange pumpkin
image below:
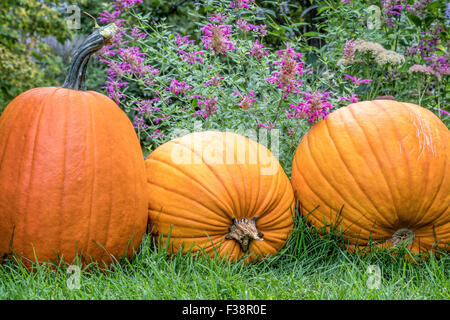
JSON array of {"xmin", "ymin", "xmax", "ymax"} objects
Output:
[
  {"xmin": 145, "ymin": 131, "xmax": 295, "ymax": 261},
  {"xmin": 0, "ymin": 24, "xmax": 148, "ymax": 266},
  {"xmin": 291, "ymin": 100, "xmax": 449, "ymax": 254}
]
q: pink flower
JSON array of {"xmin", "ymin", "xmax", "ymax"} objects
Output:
[
  {"xmin": 150, "ymin": 129, "xmax": 164, "ymax": 139},
  {"xmin": 131, "ymin": 27, "xmax": 146, "ymax": 40},
  {"xmin": 266, "ymin": 43, "xmax": 310, "ymax": 98},
  {"xmin": 249, "ymin": 40, "xmax": 269, "ymax": 59},
  {"xmin": 134, "ymin": 98, "xmax": 160, "ymax": 116},
  {"xmin": 236, "ymin": 19, "xmax": 252, "ymax": 31},
  {"xmin": 230, "ymin": 0, "xmax": 255, "ymax": 9},
  {"xmin": 233, "ymin": 90, "xmax": 255, "ymax": 110},
  {"xmin": 166, "ymin": 78, "xmax": 193, "ymax": 95},
  {"xmin": 339, "ymin": 94, "xmax": 359, "ymax": 104},
  {"xmin": 201, "ymin": 24, "xmax": 235, "ymax": 55},
  {"xmin": 342, "ymin": 39, "xmax": 356, "ymax": 61},
  {"xmin": 113, "ymin": 0, "xmax": 143, "ymax": 11},
  {"xmin": 258, "ymin": 122, "xmax": 276, "ymax": 130},
  {"xmin": 104, "ymin": 77, "xmax": 128, "ymax": 103},
  {"xmin": 118, "ymin": 46, "xmax": 146, "ymax": 75},
  {"xmin": 344, "ymin": 74, "xmax": 371, "ymax": 85},
  {"xmin": 258, "ymin": 25, "xmax": 267, "ymax": 36},
  {"xmin": 193, "ymin": 96, "xmax": 219, "ymax": 119},
  {"xmin": 288, "ymin": 91, "xmax": 334, "ymax": 124},
  {"xmin": 440, "ymin": 109, "xmax": 449, "ymax": 116},
  {"xmin": 210, "ymin": 13, "xmax": 227, "ymax": 23},
  {"xmin": 98, "ymin": 10, "xmax": 125, "ymax": 27},
  {"xmin": 174, "ymin": 33, "xmax": 195, "ymax": 47},
  {"xmin": 154, "ymin": 114, "xmax": 172, "ymax": 124},
  {"xmin": 178, "ymin": 49, "xmax": 205, "ymax": 65},
  {"xmin": 205, "ymin": 75, "xmax": 224, "ymax": 87},
  {"xmin": 133, "ymin": 116, "xmax": 148, "ymax": 130}
]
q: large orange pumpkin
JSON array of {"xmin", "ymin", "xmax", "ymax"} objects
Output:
[
  {"xmin": 145, "ymin": 131, "xmax": 295, "ymax": 261},
  {"xmin": 291, "ymin": 100, "xmax": 449, "ymax": 254},
  {"xmin": 0, "ymin": 24, "xmax": 148, "ymax": 266}
]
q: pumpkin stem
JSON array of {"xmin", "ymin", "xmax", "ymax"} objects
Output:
[
  {"xmin": 63, "ymin": 23, "xmax": 117, "ymax": 91},
  {"xmin": 225, "ymin": 217, "xmax": 264, "ymax": 252},
  {"xmin": 391, "ymin": 228, "xmax": 415, "ymax": 246},
  {"xmin": 83, "ymin": 11, "xmax": 100, "ymax": 29}
]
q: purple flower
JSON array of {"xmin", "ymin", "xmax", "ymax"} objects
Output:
[
  {"xmin": 98, "ymin": 10, "xmax": 125, "ymax": 27},
  {"xmin": 131, "ymin": 27, "xmax": 146, "ymax": 40},
  {"xmin": 249, "ymin": 40, "xmax": 269, "ymax": 59},
  {"xmin": 154, "ymin": 114, "xmax": 172, "ymax": 124},
  {"xmin": 339, "ymin": 94, "xmax": 359, "ymax": 104},
  {"xmin": 288, "ymin": 91, "xmax": 334, "ymax": 124},
  {"xmin": 344, "ymin": 74, "xmax": 371, "ymax": 85},
  {"xmin": 258, "ymin": 122, "xmax": 276, "ymax": 130},
  {"xmin": 166, "ymin": 78, "xmax": 193, "ymax": 95},
  {"xmin": 266, "ymin": 43, "xmax": 309, "ymax": 99},
  {"xmin": 201, "ymin": 24, "xmax": 235, "ymax": 55},
  {"xmin": 381, "ymin": 0, "xmax": 406, "ymax": 27},
  {"xmin": 210, "ymin": 13, "xmax": 227, "ymax": 23},
  {"xmin": 116, "ymin": 46, "xmax": 150, "ymax": 77},
  {"xmin": 134, "ymin": 98, "xmax": 160, "ymax": 116},
  {"xmin": 233, "ymin": 90, "xmax": 255, "ymax": 110},
  {"xmin": 150, "ymin": 129, "xmax": 164, "ymax": 139},
  {"xmin": 104, "ymin": 78, "xmax": 128, "ymax": 103},
  {"xmin": 405, "ymin": 23, "xmax": 444, "ymax": 58},
  {"xmin": 113, "ymin": 0, "xmax": 143, "ymax": 11},
  {"xmin": 193, "ymin": 96, "xmax": 219, "ymax": 119},
  {"xmin": 405, "ymin": 0, "xmax": 432, "ymax": 18},
  {"xmin": 205, "ymin": 75, "xmax": 224, "ymax": 87},
  {"xmin": 178, "ymin": 49, "xmax": 205, "ymax": 65},
  {"xmin": 230, "ymin": 0, "xmax": 255, "ymax": 9},
  {"xmin": 423, "ymin": 54, "xmax": 450, "ymax": 81},
  {"xmin": 133, "ymin": 116, "xmax": 148, "ymax": 131},
  {"xmin": 258, "ymin": 25, "xmax": 267, "ymax": 37},
  {"xmin": 446, "ymin": 3, "xmax": 450, "ymax": 23},
  {"xmin": 174, "ymin": 33, "xmax": 195, "ymax": 47},
  {"xmin": 342, "ymin": 39, "xmax": 356, "ymax": 61},
  {"xmin": 280, "ymin": 1, "xmax": 289, "ymax": 14}
]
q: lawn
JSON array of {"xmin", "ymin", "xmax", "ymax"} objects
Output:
[{"xmin": 1, "ymin": 212, "xmax": 448, "ymax": 300}]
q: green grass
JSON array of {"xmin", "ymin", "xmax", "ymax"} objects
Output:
[{"xmin": 0, "ymin": 210, "xmax": 449, "ymax": 300}]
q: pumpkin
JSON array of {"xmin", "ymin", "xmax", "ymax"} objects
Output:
[
  {"xmin": 0, "ymin": 24, "xmax": 148, "ymax": 266},
  {"xmin": 145, "ymin": 131, "xmax": 295, "ymax": 261},
  {"xmin": 291, "ymin": 100, "xmax": 449, "ymax": 254}
]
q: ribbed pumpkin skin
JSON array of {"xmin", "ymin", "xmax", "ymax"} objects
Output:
[
  {"xmin": 0, "ymin": 87, "xmax": 148, "ymax": 265},
  {"xmin": 291, "ymin": 100, "xmax": 449, "ymax": 254},
  {"xmin": 145, "ymin": 131, "xmax": 295, "ymax": 261}
]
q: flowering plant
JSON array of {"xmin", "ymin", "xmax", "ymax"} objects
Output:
[{"xmin": 93, "ymin": 0, "xmax": 449, "ymax": 172}]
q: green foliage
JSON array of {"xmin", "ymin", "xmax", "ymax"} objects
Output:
[
  {"xmin": 318, "ymin": 0, "xmax": 450, "ymax": 124},
  {"xmin": 0, "ymin": 0, "xmax": 72, "ymax": 109},
  {"xmin": 0, "ymin": 0, "xmax": 110, "ymax": 110}
]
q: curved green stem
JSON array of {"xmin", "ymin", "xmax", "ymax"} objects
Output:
[{"xmin": 63, "ymin": 23, "xmax": 117, "ymax": 91}]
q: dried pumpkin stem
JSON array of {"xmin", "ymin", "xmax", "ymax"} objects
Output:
[
  {"xmin": 391, "ymin": 228, "xmax": 415, "ymax": 246},
  {"xmin": 225, "ymin": 217, "xmax": 264, "ymax": 252},
  {"xmin": 63, "ymin": 23, "xmax": 117, "ymax": 91}
]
